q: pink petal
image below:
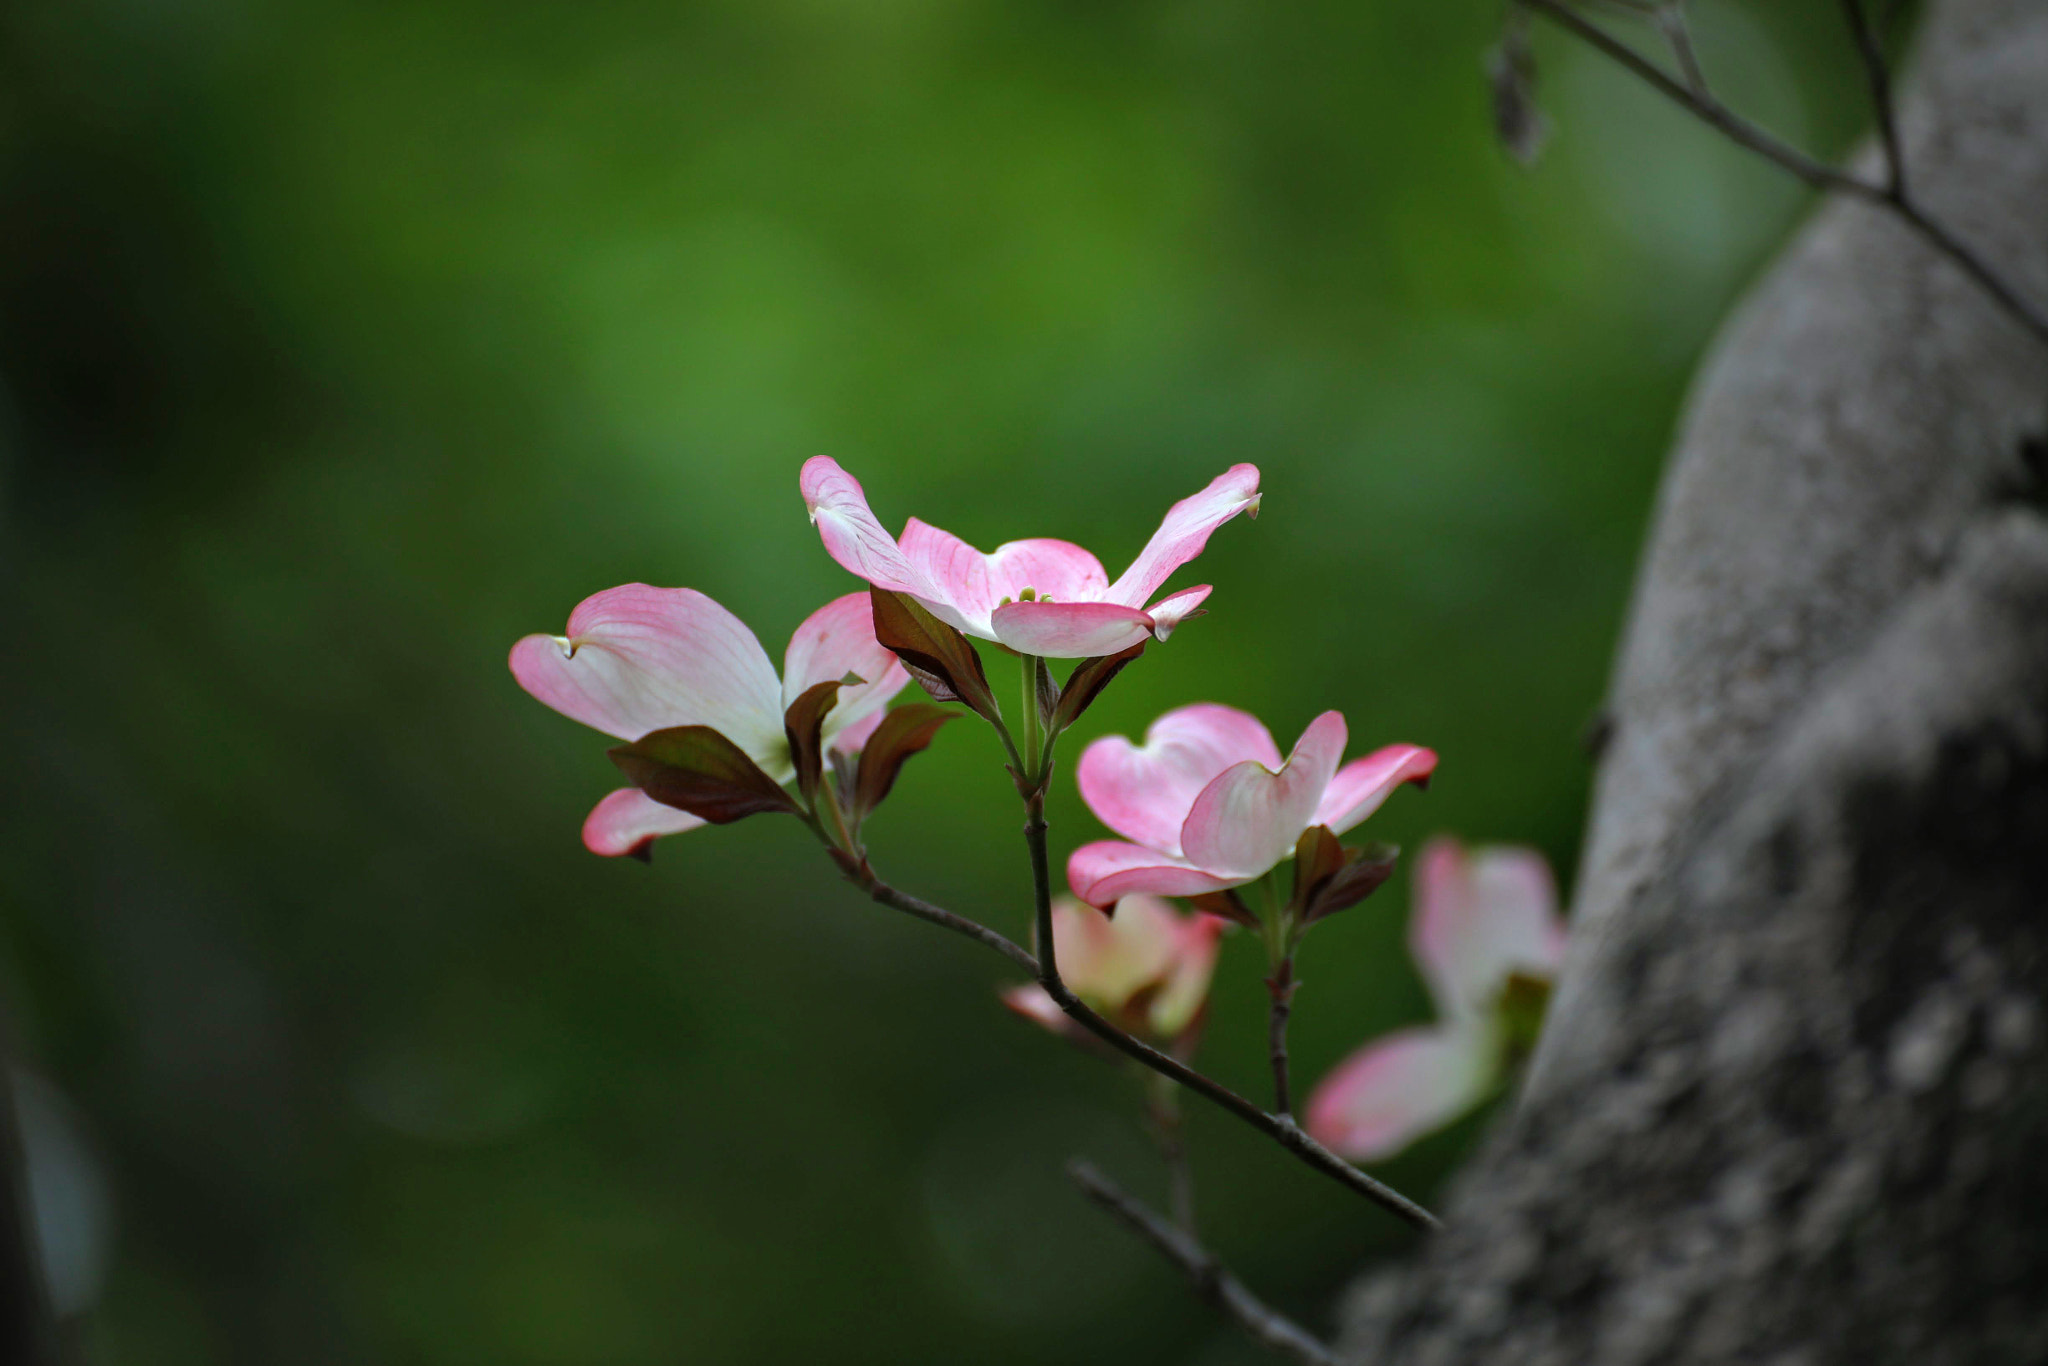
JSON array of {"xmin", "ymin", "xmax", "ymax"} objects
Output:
[
  {"xmin": 1147, "ymin": 905, "xmax": 1225, "ymax": 1039},
  {"xmin": 829, "ymin": 703, "xmax": 889, "ymax": 757},
  {"xmin": 1076, "ymin": 704, "xmax": 1284, "ymax": 855},
  {"xmin": 1050, "ymin": 896, "xmax": 1176, "ymax": 1010},
  {"xmin": 1412, "ymin": 839, "xmax": 1567, "ymax": 1021},
  {"xmin": 988, "ymin": 538, "xmax": 1111, "ymax": 605},
  {"xmin": 1016, "ymin": 896, "xmax": 1224, "ymax": 1042},
  {"xmin": 1001, "ymin": 983, "xmax": 1071, "ymax": 1035},
  {"xmin": 1179, "ymin": 711, "xmax": 1348, "ymax": 881},
  {"xmin": 800, "ymin": 457, "xmax": 943, "ymax": 602},
  {"xmin": 1143, "ymin": 584, "xmax": 1212, "ymax": 641},
  {"xmin": 898, "ymin": 524, "xmax": 1111, "ymax": 640},
  {"xmin": 508, "ymin": 584, "xmax": 784, "ymax": 761},
  {"xmin": 781, "ymin": 592, "xmax": 911, "ymax": 749},
  {"xmin": 582, "ymin": 787, "xmax": 707, "ymax": 858},
  {"xmin": 1066, "ymin": 840, "xmax": 1243, "ymax": 909},
  {"xmin": 1312, "ymin": 745, "xmax": 1439, "ymax": 834},
  {"xmin": 988, "ymin": 600, "xmax": 1154, "ymax": 658},
  {"xmin": 899, "ymin": 518, "xmax": 999, "ymax": 633},
  {"xmin": 1105, "ymin": 464, "xmax": 1262, "ymax": 607},
  {"xmin": 1303, "ymin": 1024, "xmax": 1496, "ymax": 1162}
]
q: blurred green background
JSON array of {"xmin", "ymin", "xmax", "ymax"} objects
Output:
[{"xmin": 0, "ymin": 1, "xmax": 1893, "ymax": 1361}]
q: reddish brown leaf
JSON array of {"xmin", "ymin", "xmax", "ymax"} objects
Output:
[
  {"xmin": 1303, "ymin": 839, "xmax": 1400, "ymax": 925},
  {"xmin": 1048, "ymin": 640, "xmax": 1147, "ymax": 739},
  {"xmin": 853, "ymin": 703, "xmax": 961, "ymax": 818},
  {"xmin": 868, "ymin": 588, "xmax": 1001, "ymax": 724},
  {"xmin": 783, "ymin": 676, "xmax": 852, "ymax": 809},
  {"xmin": 1188, "ymin": 888, "xmax": 1262, "ymax": 930},
  {"xmin": 608, "ymin": 725, "xmax": 801, "ymax": 825}
]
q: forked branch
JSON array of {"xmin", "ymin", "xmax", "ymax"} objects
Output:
[
  {"xmin": 1070, "ymin": 1160, "xmax": 1339, "ymax": 1366},
  {"xmin": 1512, "ymin": 0, "xmax": 2048, "ymax": 347}
]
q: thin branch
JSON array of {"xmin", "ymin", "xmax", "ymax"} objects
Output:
[
  {"xmin": 1519, "ymin": 0, "xmax": 1855, "ymax": 191},
  {"xmin": 1840, "ymin": 0, "xmax": 1907, "ymax": 198},
  {"xmin": 861, "ymin": 878, "xmax": 1040, "ymax": 976},
  {"xmin": 1266, "ymin": 955, "xmax": 1299, "ymax": 1118},
  {"xmin": 1143, "ymin": 1077, "xmax": 1198, "ymax": 1234},
  {"xmin": 857, "ymin": 862, "xmax": 1440, "ymax": 1228},
  {"xmin": 1020, "ymin": 815, "xmax": 1441, "ymax": 1230},
  {"xmin": 1514, "ymin": 0, "xmax": 2048, "ymax": 347},
  {"xmin": 1654, "ymin": 3, "xmax": 1708, "ymax": 97},
  {"xmin": 1070, "ymin": 1160, "xmax": 1339, "ymax": 1366}
]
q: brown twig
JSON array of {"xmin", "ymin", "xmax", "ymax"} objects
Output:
[
  {"xmin": 1840, "ymin": 0, "xmax": 1907, "ymax": 198},
  {"xmin": 1514, "ymin": 0, "xmax": 2048, "ymax": 347},
  {"xmin": 1070, "ymin": 1160, "xmax": 1339, "ymax": 1366},
  {"xmin": 1019, "ymin": 818, "xmax": 1440, "ymax": 1230},
  {"xmin": 854, "ymin": 862, "xmax": 1439, "ymax": 1230},
  {"xmin": 1143, "ymin": 1075, "xmax": 1198, "ymax": 1235},
  {"xmin": 1266, "ymin": 955, "xmax": 1299, "ymax": 1119}
]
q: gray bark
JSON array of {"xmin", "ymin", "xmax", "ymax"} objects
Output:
[{"xmin": 1338, "ymin": 1, "xmax": 2048, "ymax": 1360}]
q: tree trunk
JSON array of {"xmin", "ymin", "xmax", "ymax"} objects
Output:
[{"xmin": 1339, "ymin": 1, "xmax": 2048, "ymax": 1360}]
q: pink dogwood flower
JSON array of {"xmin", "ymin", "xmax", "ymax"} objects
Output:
[
  {"xmin": 510, "ymin": 586, "xmax": 909, "ymax": 858},
  {"xmin": 799, "ymin": 457, "xmax": 1261, "ymax": 658},
  {"xmin": 1004, "ymin": 895, "xmax": 1225, "ymax": 1048},
  {"xmin": 1304, "ymin": 838, "xmax": 1567, "ymax": 1161},
  {"xmin": 1065, "ymin": 704, "xmax": 1437, "ymax": 908}
]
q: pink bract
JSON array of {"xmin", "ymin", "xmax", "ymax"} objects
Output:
[
  {"xmin": 509, "ymin": 586, "xmax": 910, "ymax": 857},
  {"xmin": 1303, "ymin": 838, "xmax": 1567, "ymax": 1161},
  {"xmin": 800, "ymin": 457, "xmax": 1260, "ymax": 658},
  {"xmin": 1065, "ymin": 703, "xmax": 1437, "ymax": 907},
  {"xmin": 1003, "ymin": 895, "xmax": 1225, "ymax": 1044}
]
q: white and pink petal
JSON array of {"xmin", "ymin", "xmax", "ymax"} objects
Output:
[
  {"xmin": 1179, "ymin": 711, "xmax": 1349, "ymax": 881},
  {"xmin": 1142, "ymin": 584, "xmax": 1212, "ymax": 641},
  {"xmin": 508, "ymin": 584, "xmax": 785, "ymax": 760},
  {"xmin": 800, "ymin": 457, "xmax": 945, "ymax": 604},
  {"xmin": 1412, "ymin": 840, "xmax": 1567, "ymax": 1022},
  {"xmin": 989, "ymin": 600, "xmax": 1154, "ymax": 658},
  {"xmin": 1066, "ymin": 840, "xmax": 1244, "ymax": 909},
  {"xmin": 582, "ymin": 787, "xmax": 708, "ymax": 858},
  {"xmin": 1106, "ymin": 464, "xmax": 1262, "ymax": 608},
  {"xmin": 780, "ymin": 592, "xmax": 911, "ymax": 748},
  {"xmin": 1303, "ymin": 1023, "xmax": 1496, "ymax": 1162},
  {"xmin": 1312, "ymin": 745, "xmax": 1439, "ymax": 836},
  {"xmin": 1075, "ymin": 704, "xmax": 1285, "ymax": 856}
]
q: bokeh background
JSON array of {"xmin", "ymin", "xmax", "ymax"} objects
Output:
[{"xmin": 0, "ymin": 2, "xmax": 1896, "ymax": 1362}]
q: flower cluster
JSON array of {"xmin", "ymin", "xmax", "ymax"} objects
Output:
[
  {"xmin": 1305, "ymin": 837, "xmax": 1567, "ymax": 1159},
  {"xmin": 1067, "ymin": 703, "xmax": 1436, "ymax": 908},
  {"xmin": 1003, "ymin": 895, "xmax": 1223, "ymax": 1053},
  {"xmin": 510, "ymin": 455, "xmax": 1569, "ymax": 1240}
]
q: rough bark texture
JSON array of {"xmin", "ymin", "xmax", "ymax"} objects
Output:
[{"xmin": 1338, "ymin": 1, "xmax": 2048, "ymax": 1360}]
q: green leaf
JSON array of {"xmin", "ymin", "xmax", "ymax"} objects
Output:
[
  {"xmin": 783, "ymin": 676, "xmax": 854, "ymax": 810},
  {"xmin": 868, "ymin": 588, "xmax": 1001, "ymax": 724},
  {"xmin": 1048, "ymin": 640, "xmax": 1146, "ymax": 738},
  {"xmin": 852, "ymin": 703, "xmax": 960, "ymax": 818},
  {"xmin": 1496, "ymin": 971, "xmax": 1554, "ymax": 1069},
  {"xmin": 608, "ymin": 725, "xmax": 801, "ymax": 825}
]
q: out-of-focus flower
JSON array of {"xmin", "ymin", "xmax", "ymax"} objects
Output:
[
  {"xmin": 1304, "ymin": 838, "xmax": 1567, "ymax": 1161},
  {"xmin": 800, "ymin": 457, "xmax": 1260, "ymax": 658},
  {"xmin": 1066, "ymin": 703, "xmax": 1435, "ymax": 908},
  {"xmin": 510, "ymin": 586, "xmax": 908, "ymax": 857},
  {"xmin": 1004, "ymin": 895, "xmax": 1225, "ymax": 1049}
]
